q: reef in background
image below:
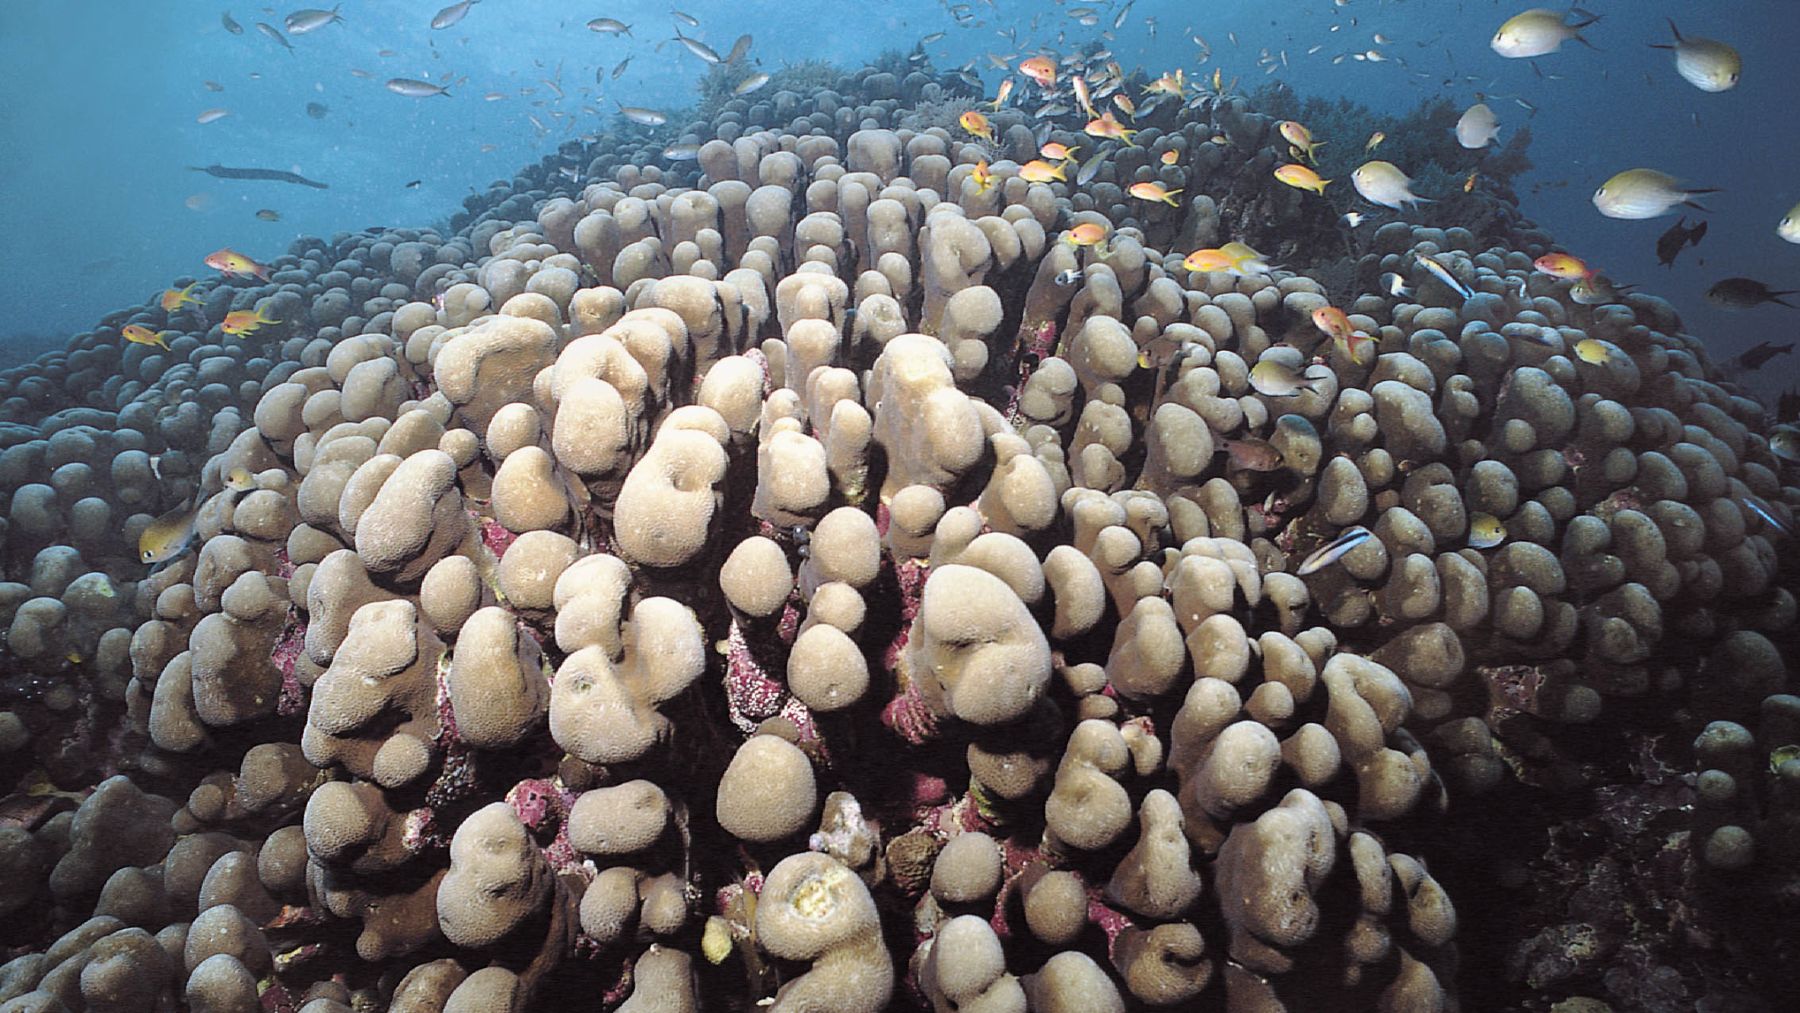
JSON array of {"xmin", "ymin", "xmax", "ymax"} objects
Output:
[{"xmin": 0, "ymin": 51, "xmax": 1794, "ymax": 1013}]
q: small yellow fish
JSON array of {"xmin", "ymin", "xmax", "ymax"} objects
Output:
[
  {"xmin": 140, "ymin": 503, "xmax": 200, "ymax": 564},
  {"xmin": 1019, "ymin": 159, "xmax": 1068, "ymax": 184},
  {"xmin": 988, "ymin": 77, "xmax": 1014, "ymax": 111},
  {"xmin": 1128, "ymin": 181, "xmax": 1182, "ymax": 206},
  {"xmin": 1464, "ymin": 169, "xmax": 1479, "ymax": 193},
  {"xmin": 159, "ymin": 282, "xmax": 204, "ymax": 313},
  {"xmin": 1468, "ymin": 513, "xmax": 1506, "ymax": 549},
  {"xmin": 1072, "ymin": 74, "xmax": 1096, "ymax": 117},
  {"xmin": 65, "ymin": 651, "xmax": 84, "ymax": 665},
  {"xmin": 1365, "ymin": 130, "xmax": 1386, "ymax": 152},
  {"xmin": 1220, "ymin": 241, "xmax": 1271, "ymax": 276},
  {"xmin": 1277, "ymin": 120, "xmax": 1323, "ymax": 163},
  {"xmin": 958, "ymin": 109, "xmax": 995, "ymax": 143},
  {"xmin": 221, "ymin": 306, "xmax": 280, "ymax": 336},
  {"xmin": 1780, "ymin": 201, "xmax": 1800, "ymax": 244},
  {"xmin": 121, "ymin": 324, "xmax": 173, "ymax": 350},
  {"xmin": 1111, "ymin": 93, "xmax": 1136, "ymax": 119},
  {"xmin": 1159, "ymin": 149, "xmax": 1180, "ymax": 166},
  {"xmin": 224, "ymin": 466, "xmax": 258, "ymax": 492},
  {"xmin": 1040, "ymin": 141, "xmax": 1080, "ymax": 162},
  {"xmin": 1274, "ymin": 163, "xmax": 1331, "ymax": 194},
  {"xmin": 1574, "ymin": 338, "xmax": 1619, "ymax": 365},
  {"xmin": 1183, "ymin": 248, "xmax": 1234, "ymax": 273}
]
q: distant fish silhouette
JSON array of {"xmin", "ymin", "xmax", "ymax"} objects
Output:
[{"xmin": 187, "ymin": 164, "xmax": 329, "ymax": 189}]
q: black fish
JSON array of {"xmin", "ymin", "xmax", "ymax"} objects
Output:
[
  {"xmin": 1654, "ymin": 216, "xmax": 1706, "ymax": 268},
  {"xmin": 403, "ymin": 179, "xmax": 422, "ymax": 188},
  {"xmin": 305, "ymin": 102, "xmax": 329, "ymax": 119},
  {"xmin": 1707, "ymin": 277, "xmax": 1798, "ymax": 310},
  {"xmin": 1735, "ymin": 341, "xmax": 1796, "ymax": 370},
  {"xmin": 187, "ymin": 164, "xmax": 329, "ymax": 189}
]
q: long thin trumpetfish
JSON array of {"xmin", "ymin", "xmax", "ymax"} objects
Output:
[{"xmin": 187, "ymin": 164, "xmax": 330, "ymax": 189}]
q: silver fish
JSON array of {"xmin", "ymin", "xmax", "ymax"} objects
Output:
[
  {"xmin": 386, "ymin": 78, "xmax": 452, "ymax": 97},
  {"xmin": 663, "ymin": 143, "xmax": 701, "ymax": 160},
  {"xmin": 430, "ymin": 0, "xmax": 477, "ymax": 30},
  {"xmin": 1055, "ymin": 268, "xmax": 1084, "ymax": 287},
  {"xmin": 1296, "ymin": 526, "xmax": 1374, "ymax": 576},
  {"xmin": 612, "ymin": 57, "xmax": 633, "ymax": 80},
  {"xmin": 587, "ymin": 17, "xmax": 631, "ymax": 35},
  {"xmin": 284, "ymin": 6, "xmax": 343, "ymax": 35},
  {"xmin": 1414, "ymin": 254, "xmax": 1473, "ymax": 301},
  {"xmin": 617, "ymin": 104, "xmax": 668, "ymax": 126},
  {"xmin": 255, "ymin": 22, "xmax": 295, "ymax": 52},
  {"xmin": 1379, "ymin": 272, "xmax": 1412, "ymax": 299},
  {"xmin": 221, "ymin": 11, "xmax": 244, "ymax": 34},
  {"xmin": 671, "ymin": 10, "xmax": 699, "ymax": 27},
  {"xmin": 1076, "ymin": 150, "xmax": 1106, "ymax": 185},
  {"xmin": 733, "ymin": 72, "xmax": 771, "ymax": 95},
  {"xmin": 672, "ymin": 31, "xmax": 722, "ymax": 64}
]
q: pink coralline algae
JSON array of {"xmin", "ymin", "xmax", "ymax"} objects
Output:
[
  {"xmin": 479, "ymin": 514, "xmax": 518, "ymax": 558},
  {"xmin": 270, "ymin": 608, "xmax": 308, "ymax": 717}
]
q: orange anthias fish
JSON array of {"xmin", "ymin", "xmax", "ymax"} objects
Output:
[
  {"xmin": 204, "ymin": 247, "xmax": 271, "ymax": 281},
  {"xmin": 1112, "ymin": 93, "xmax": 1137, "ymax": 119},
  {"xmin": 1312, "ymin": 306, "xmax": 1376, "ymax": 363},
  {"xmin": 1160, "ymin": 149, "xmax": 1180, "ymax": 166},
  {"xmin": 1019, "ymin": 55, "xmax": 1056, "ymax": 88},
  {"xmin": 1128, "ymin": 181, "xmax": 1182, "ymax": 206},
  {"xmin": 1019, "ymin": 159, "xmax": 1068, "ymax": 184},
  {"xmin": 1063, "ymin": 222, "xmax": 1110, "ymax": 252},
  {"xmin": 221, "ymin": 306, "xmax": 280, "ymax": 336},
  {"xmin": 1071, "ymin": 74, "xmax": 1096, "ymax": 117},
  {"xmin": 970, "ymin": 159, "xmax": 995, "ymax": 195},
  {"xmin": 1144, "ymin": 69, "xmax": 1185, "ymax": 97},
  {"xmin": 159, "ymin": 282, "xmax": 204, "ymax": 313},
  {"xmin": 1040, "ymin": 141, "xmax": 1080, "ymax": 162},
  {"xmin": 1084, "ymin": 111, "xmax": 1138, "ymax": 144},
  {"xmin": 1533, "ymin": 252, "xmax": 1595, "ymax": 280},
  {"xmin": 1183, "ymin": 248, "xmax": 1234, "ymax": 273},
  {"xmin": 959, "ymin": 109, "xmax": 995, "ymax": 143},
  {"xmin": 121, "ymin": 324, "xmax": 173, "ymax": 350},
  {"xmin": 1274, "ymin": 163, "xmax": 1331, "ymax": 194},
  {"xmin": 1278, "ymin": 120, "xmax": 1324, "ymax": 163},
  {"xmin": 988, "ymin": 77, "xmax": 1014, "ymax": 111}
]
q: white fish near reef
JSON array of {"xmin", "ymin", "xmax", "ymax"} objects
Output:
[
  {"xmin": 1653, "ymin": 19, "xmax": 1741, "ymax": 92},
  {"xmin": 431, "ymin": 0, "xmax": 478, "ymax": 30},
  {"xmin": 284, "ymin": 7, "xmax": 344, "ymax": 35},
  {"xmin": 662, "ymin": 143, "xmax": 700, "ymax": 160},
  {"xmin": 1055, "ymin": 268, "xmax": 1084, "ymax": 287},
  {"xmin": 1414, "ymin": 254, "xmax": 1475, "ymax": 301},
  {"xmin": 671, "ymin": 31, "xmax": 722, "ymax": 64},
  {"xmin": 1456, "ymin": 102, "xmax": 1500, "ymax": 149},
  {"xmin": 1379, "ymin": 272, "xmax": 1413, "ymax": 299},
  {"xmin": 1490, "ymin": 7, "xmax": 1599, "ymax": 59},
  {"xmin": 387, "ymin": 78, "xmax": 452, "ymax": 98},
  {"xmin": 587, "ymin": 18, "xmax": 631, "ymax": 35},
  {"xmin": 733, "ymin": 72, "xmax": 771, "ymax": 95},
  {"xmin": 196, "ymin": 108, "xmax": 230, "ymax": 124},
  {"xmin": 617, "ymin": 104, "xmax": 668, "ymax": 126},
  {"xmin": 1352, "ymin": 160, "xmax": 1431, "ymax": 209},
  {"xmin": 1592, "ymin": 168, "xmax": 1716, "ymax": 220},
  {"xmin": 1296, "ymin": 526, "xmax": 1374, "ymax": 576}
]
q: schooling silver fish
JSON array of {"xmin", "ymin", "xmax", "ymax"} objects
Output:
[
  {"xmin": 284, "ymin": 7, "xmax": 343, "ymax": 35},
  {"xmin": 387, "ymin": 78, "xmax": 452, "ymax": 97},
  {"xmin": 431, "ymin": 0, "xmax": 478, "ymax": 30},
  {"xmin": 1296, "ymin": 526, "xmax": 1374, "ymax": 576}
]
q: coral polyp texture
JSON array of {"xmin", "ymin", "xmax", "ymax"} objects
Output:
[{"xmin": 0, "ymin": 52, "xmax": 1796, "ymax": 1013}]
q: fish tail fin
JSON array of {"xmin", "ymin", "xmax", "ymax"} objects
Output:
[
  {"xmin": 1683, "ymin": 199, "xmax": 1712, "ymax": 213},
  {"xmin": 1570, "ymin": 6, "xmax": 1601, "ymax": 28},
  {"xmin": 1665, "ymin": 17, "xmax": 1681, "ymax": 42},
  {"xmin": 1162, "ymin": 189, "xmax": 1183, "ymax": 206},
  {"xmin": 1773, "ymin": 293, "xmax": 1800, "ymax": 308}
]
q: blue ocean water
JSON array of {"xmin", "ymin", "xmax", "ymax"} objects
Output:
[{"xmin": 1, "ymin": 0, "xmax": 1795, "ymax": 393}]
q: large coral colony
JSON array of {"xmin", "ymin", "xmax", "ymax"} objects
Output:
[{"xmin": 0, "ymin": 51, "xmax": 1795, "ymax": 1013}]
